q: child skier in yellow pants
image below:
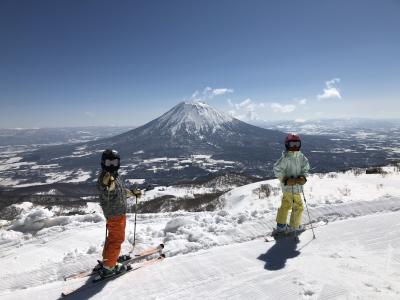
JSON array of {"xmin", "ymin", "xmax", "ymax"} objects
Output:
[{"xmin": 273, "ymin": 133, "xmax": 310, "ymax": 233}]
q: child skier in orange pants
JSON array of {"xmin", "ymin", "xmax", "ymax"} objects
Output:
[{"xmin": 97, "ymin": 149, "xmax": 140, "ymax": 277}]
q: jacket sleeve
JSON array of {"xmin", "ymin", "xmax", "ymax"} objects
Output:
[
  {"xmin": 301, "ymin": 154, "xmax": 310, "ymax": 176},
  {"xmin": 273, "ymin": 154, "xmax": 287, "ymax": 181}
]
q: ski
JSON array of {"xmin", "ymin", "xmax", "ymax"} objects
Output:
[
  {"xmin": 265, "ymin": 220, "xmax": 328, "ymax": 242},
  {"xmin": 63, "ymin": 243, "xmax": 164, "ymax": 281},
  {"xmin": 120, "ymin": 243, "xmax": 164, "ymax": 266},
  {"xmin": 61, "ymin": 254, "xmax": 165, "ymax": 297},
  {"xmin": 133, "ymin": 243, "xmax": 164, "ymax": 258},
  {"xmin": 92, "ymin": 254, "xmax": 165, "ymax": 283}
]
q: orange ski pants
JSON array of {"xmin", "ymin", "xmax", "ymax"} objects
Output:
[{"xmin": 102, "ymin": 215, "xmax": 126, "ymax": 268}]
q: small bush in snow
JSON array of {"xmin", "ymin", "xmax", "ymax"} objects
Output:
[
  {"xmin": 392, "ymin": 161, "xmax": 400, "ymax": 172},
  {"xmin": 254, "ymin": 184, "xmax": 276, "ymax": 199},
  {"xmin": 351, "ymin": 168, "xmax": 364, "ymax": 176}
]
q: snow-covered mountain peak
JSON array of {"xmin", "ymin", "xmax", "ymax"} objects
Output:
[{"xmin": 152, "ymin": 101, "xmax": 234, "ymax": 135}]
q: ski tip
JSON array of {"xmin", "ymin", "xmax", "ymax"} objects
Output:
[
  {"xmin": 160, "ymin": 253, "xmax": 166, "ymax": 258},
  {"xmin": 159, "ymin": 243, "xmax": 164, "ymax": 249}
]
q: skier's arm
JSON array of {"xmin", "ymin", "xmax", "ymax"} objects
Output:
[
  {"xmin": 273, "ymin": 155, "xmax": 287, "ymax": 183},
  {"xmin": 105, "ymin": 174, "xmax": 116, "ymax": 191},
  {"xmin": 301, "ymin": 155, "xmax": 310, "ymax": 176},
  {"xmin": 99, "ymin": 172, "xmax": 116, "ymax": 191},
  {"xmin": 294, "ymin": 154, "xmax": 310, "ymax": 185}
]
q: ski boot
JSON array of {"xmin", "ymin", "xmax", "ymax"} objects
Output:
[
  {"xmin": 98, "ymin": 263, "xmax": 128, "ymax": 279},
  {"xmin": 286, "ymin": 225, "xmax": 306, "ymax": 235},
  {"xmin": 271, "ymin": 223, "xmax": 288, "ymax": 238},
  {"xmin": 92, "ymin": 260, "xmax": 103, "ymax": 273}
]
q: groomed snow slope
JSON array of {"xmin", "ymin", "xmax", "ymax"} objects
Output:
[
  {"xmin": 1, "ymin": 211, "xmax": 399, "ymax": 299},
  {"xmin": 0, "ymin": 166, "xmax": 399, "ymax": 299}
]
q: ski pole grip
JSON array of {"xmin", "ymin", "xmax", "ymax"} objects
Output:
[{"xmin": 131, "ymin": 188, "xmax": 142, "ymax": 198}]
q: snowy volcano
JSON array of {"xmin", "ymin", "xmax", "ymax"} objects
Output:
[
  {"xmin": 107, "ymin": 100, "xmax": 284, "ymax": 156},
  {"xmin": 146, "ymin": 101, "xmax": 235, "ymax": 135},
  {"xmin": 30, "ymin": 101, "xmax": 286, "ymax": 164}
]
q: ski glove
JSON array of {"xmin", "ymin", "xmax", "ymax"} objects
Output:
[
  {"xmin": 130, "ymin": 189, "xmax": 142, "ymax": 199},
  {"xmin": 102, "ymin": 172, "xmax": 116, "ymax": 191},
  {"xmin": 296, "ymin": 176, "xmax": 307, "ymax": 185},
  {"xmin": 284, "ymin": 177, "xmax": 297, "ymax": 186}
]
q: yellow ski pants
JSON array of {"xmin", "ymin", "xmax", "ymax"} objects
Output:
[{"xmin": 276, "ymin": 192, "xmax": 304, "ymax": 228}]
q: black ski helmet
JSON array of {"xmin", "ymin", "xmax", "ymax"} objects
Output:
[
  {"xmin": 285, "ymin": 133, "xmax": 301, "ymax": 151},
  {"xmin": 101, "ymin": 149, "xmax": 121, "ymax": 172}
]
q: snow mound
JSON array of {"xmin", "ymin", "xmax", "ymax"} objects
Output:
[
  {"xmin": 222, "ymin": 166, "xmax": 400, "ymax": 213},
  {"xmin": 9, "ymin": 207, "xmax": 54, "ymax": 233},
  {"xmin": 164, "ymin": 217, "xmax": 195, "ymax": 233},
  {"xmin": 8, "ymin": 207, "xmax": 104, "ymax": 233},
  {"xmin": 160, "ymin": 210, "xmax": 273, "ymax": 257},
  {"xmin": 0, "ymin": 230, "xmax": 25, "ymax": 245}
]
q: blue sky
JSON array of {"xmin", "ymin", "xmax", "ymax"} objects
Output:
[{"xmin": 0, "ymin": 0, "xmax": 399, "ymax": 128}]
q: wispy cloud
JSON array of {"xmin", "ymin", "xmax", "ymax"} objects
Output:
[
  {"xmin": 212, "ymin": 88, "xmax": 234, "ymax": 96},
  {"xmin": 296, "ymin": 98, "xmax": 307, "ymax": 105},
  {"xmin": 317, "ymin": 78, "xmax": 341, "ymax": 100},
  {"xmin": 228, "ymin": 98, "xmax": 265, "ymax": 121},
  {"xmin": 191, "ymin": 86, "xmax": 234, "ymax": 101},
  {"xmin": 228, "ymin": 98, "xmax": 298, "ymax": 121},
  {"xmin": 270, "ymin": 102, "xmax": 296, "ymax": 113}
]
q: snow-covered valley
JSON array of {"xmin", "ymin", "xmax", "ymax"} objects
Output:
[
  {"xmin": 0, "ymin": 166, "xmax": 399, "ymax": 299},
  {"xmin": 1, "ymin": 107, "xmax": 399, "ymax": 189}
]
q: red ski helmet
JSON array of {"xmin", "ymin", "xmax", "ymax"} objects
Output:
[{"xmin": 285, "ymin": 133, "xmax": 301, "ymax": 151}]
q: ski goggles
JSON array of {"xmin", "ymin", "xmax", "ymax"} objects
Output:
[
  {"xmin": 287, "ymin": 141, "xmax": 301, "ymax": 148},
  {"xmin": 104, "ymin": 159, "xmax": 120, "ymax": 167}
]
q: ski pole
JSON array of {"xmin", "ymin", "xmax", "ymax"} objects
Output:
[
  {"xmin": 103, "ymin": 227, "xmax": 108, "ymax": 257},
  {"xmin": 291, "ymin": 185, "xmax": 299, "ymax": 241},
  {"xmin": 105, "ymin": 189, "xmax": 110, "ymax": 244},
  {"xmin": 301, "ymin": 185, "xmax": 316, "ymax": 239},
  {"xmin": 103, "ymin": 188, "xmax": 110, "ymax": 259},
  {"xmin": 132, "ymin": 191, "xmax": 139, "ymax": 250}
]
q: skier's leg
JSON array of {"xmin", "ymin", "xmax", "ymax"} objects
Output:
[
  {"xmin": 276, "ymin": 192, "xmax": 293, "ymax": 227},
  {"xmin": 103, "ymin": 215, "xmax": 126, "ymax": 268},
  {"xmin": 289, "ymin": 193, "xmax": 304, "ymax": 229}
]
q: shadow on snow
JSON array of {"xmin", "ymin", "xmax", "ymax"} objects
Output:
[
  {"xmin": 258, "ymin": 237, "xmax": 300, "ymax": 271},
  {"xmin": 58, "ymin": 276, "xmax": 109, "ymax": 300}
]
